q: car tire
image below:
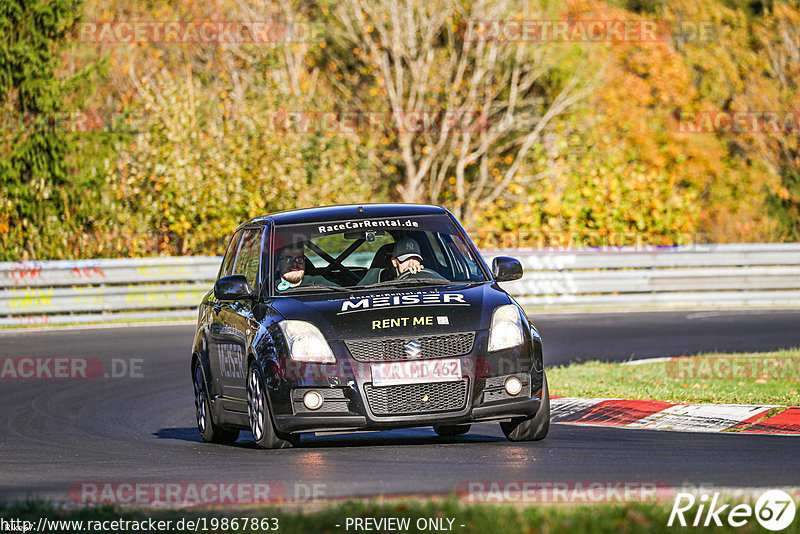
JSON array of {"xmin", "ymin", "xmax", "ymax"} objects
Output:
[
  {"xmin": 193, "ymin": 362, "xmax": 239, "ymax": 444},
  {"xmin": 433, "ymin": 424, "xmax": 471, "ymax": 436},
  {"xmin": 247, "ymin": 362, "xmax": 297, "ymax": 449},
  {"xmin": 500, "ymin": 372, "xmax": 550, "ymax": 442}
]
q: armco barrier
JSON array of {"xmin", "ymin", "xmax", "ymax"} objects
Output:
[
  {"xmin": 484, "ymin": 243, "xmax": 800, "ymax": 308},
  {"xmin": 0, "ymin": 257, "xmax": 221, "ymax": 326},
  {"xmin": 2, "ymin": 244, "xmax": 800, "ymax": 326}
]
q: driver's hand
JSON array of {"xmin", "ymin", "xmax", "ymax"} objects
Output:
[{"xmin": 407, "ymin": 258, "xmax": 423, "ymax": 274}]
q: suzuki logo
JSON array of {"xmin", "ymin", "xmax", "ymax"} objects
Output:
[{"xmin": 404, "ymin": 340, "xmax": 422, "ymax": 358}]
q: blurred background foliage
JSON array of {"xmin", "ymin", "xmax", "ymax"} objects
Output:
[{"xmin": 1, "ymin": 0, "xmax": 799, "ymax": 259}]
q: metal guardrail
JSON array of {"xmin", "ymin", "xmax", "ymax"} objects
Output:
[
  {"xmin": 2, "ymin": 244, "xmax": 800, "ymax": 326},
  {"xmin": 0, "ymin": 257, "xmax": 220, "ymax": 326},
  {"xmin": 484, "ymin": 243, "xmax": 800, "ymax": 309}
]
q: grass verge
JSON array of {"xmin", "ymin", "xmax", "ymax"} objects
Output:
[
  {"xmin": 548, "ymin": 348, "xmax": 800, "ymax": 405},
  {"xmin": 3, "ymin": 497, "xmax": 797, "ymax": 534}
]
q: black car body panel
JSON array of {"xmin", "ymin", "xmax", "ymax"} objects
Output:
[{"xmin": 191, "ymin": 204, "xmax": 544, "ymax": 439}]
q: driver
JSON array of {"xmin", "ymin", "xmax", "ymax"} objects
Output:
[
  {"xmin": 390, "ymin": 237, "xmax": 425, "ymax": 277},
  {"xmin": 276, "ymin": 245, "xmax": 306, "ymax": 291}
]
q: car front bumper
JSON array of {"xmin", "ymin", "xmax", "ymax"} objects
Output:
[
  {"xmin": 266, "ymin": 332, "xmax": 545, "ymax": 435},
  {"xmin": 274, "ymin": 395, "xmax": 542, "ymax": 433}
]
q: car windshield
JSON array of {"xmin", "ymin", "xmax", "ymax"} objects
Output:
[{"xmin": 268, "ymin": 214, "xmax": 488, "ymax": 295}]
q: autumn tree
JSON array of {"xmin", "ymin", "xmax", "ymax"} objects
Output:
[
  {"xmin": 84, "ymin": 0, "xmax": 384, "ymax": 256},
  {"xmin": 756, "ymin": 4, "xmax": 800, "ymax": 239},
  {"xmin": 325, "ymin": 0, "xmax": 596, "ymax": 218}
]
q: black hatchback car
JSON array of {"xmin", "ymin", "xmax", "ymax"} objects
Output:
[{"xmin": 191, "ymin": 204, "xmax": 548, "ymax": 448}]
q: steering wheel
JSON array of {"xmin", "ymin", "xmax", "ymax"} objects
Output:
[{"xmin": 396, "ymin": 268, "xmax": 447, "ymax": 281}]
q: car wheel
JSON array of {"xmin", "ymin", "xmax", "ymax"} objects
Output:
[
  {"xmin": 247, "ymin": 362, "xmax": 297, "ymax": 449},
  {"xmin": 193, "ymin": 362, "xmax": 239, "ymax": 444},
  {"xmin": 500, "ymin": 372, "xmax": 550, "ymax": 442},
  {"xmin": 433, "ymin": 424, "xmax": 471, "ymax": 436}
]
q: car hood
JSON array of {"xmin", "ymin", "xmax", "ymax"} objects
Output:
[{"xmin": 268, "ymin": 282, "xmax": 512, "ymax": 340}]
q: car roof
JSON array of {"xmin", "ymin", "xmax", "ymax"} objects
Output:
[{"xmin": 238, "ymin": 203, "xmax": 449, "ymax": 229}]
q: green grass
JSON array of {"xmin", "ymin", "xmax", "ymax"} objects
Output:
[
  {"xmin": 4, "ymin": 497, "xmax": 798, "ymax": 534},
  {"xmin": 548, "ymin": 348, "xmax": 800, "ymax": 406}
]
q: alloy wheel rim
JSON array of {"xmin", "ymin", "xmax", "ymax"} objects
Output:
[
  {"xmin": 247, "ymin": 370, "xmax": 264, "ymax": 441},
  {"xmin": 193, "ymin": 366, "xmax": 207, "ymax": 434}
]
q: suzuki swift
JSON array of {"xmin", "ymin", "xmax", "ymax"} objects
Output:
[{"xmin": 191, "ymin": 204, "xmax": 548, "ymax": 448}]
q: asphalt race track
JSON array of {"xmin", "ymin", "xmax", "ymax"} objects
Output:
[
  {"xmin": 534, "ymin": 308, "xmax": 800, "ymax": 365},
  {"xmin": 2, "ymin": 309, "xmax": 800, "ymax": 503}
]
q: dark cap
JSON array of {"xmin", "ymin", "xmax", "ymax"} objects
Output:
[{"xmin": 392, "ymin": 238, "xmax": 422, "ymax": 262}]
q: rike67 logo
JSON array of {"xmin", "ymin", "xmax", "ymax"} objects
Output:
[{"xmin": 668, "ymin": 490, "xmax": 797, "ymax": 531}]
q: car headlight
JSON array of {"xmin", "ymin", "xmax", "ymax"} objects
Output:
[
  {"xmin": 278, "ymin": 320, "xmax": 336, "ymax": 363},
  {"xmin": 488, "ymin": 304, "xmax": 524, "ymax": 352}
]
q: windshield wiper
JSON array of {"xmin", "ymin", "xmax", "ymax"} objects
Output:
[
  {"xmin": 357, "ymin": 277, "xmax": 450, "ymax": 289},
  {"xmin": 279, "ymin": 284, "xmax": 352, "ymax": 294}
]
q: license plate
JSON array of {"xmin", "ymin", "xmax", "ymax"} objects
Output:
[{"xmin": 371, "ymin": 359, "xmax": 462, "ymax": 387}]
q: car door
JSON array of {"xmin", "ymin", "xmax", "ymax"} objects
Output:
[
  {"xmin": 205, "ymin": 228, "xmax": 243, "ymax": 396},
  {"xmin": 215, "ymin": 226, "xmax": 265, "ymax": 413}
]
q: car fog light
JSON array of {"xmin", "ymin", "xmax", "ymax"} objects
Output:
[
  {"xmin": 303, "ymin": 391, "xmax": 324, "ymax": 410},
  {"xmin": 504, "ymin": 376, "xmax": 523, "ymax": 396}
]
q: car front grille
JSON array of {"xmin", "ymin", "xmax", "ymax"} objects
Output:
[
  {"xmin": 345, "ymin": 332, "xmax": 475, "ymax": 362},
  {"xmin": 364, "ymin": 380, "xmax": 469, "ymax": 416}
]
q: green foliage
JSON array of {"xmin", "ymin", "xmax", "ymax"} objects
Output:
[
  {"xmin": 752, "ymin": 3, "xmax": 800, "ymax": 240},
  {"xmin": 549, "ymin": 348, "xmax": 800, "ymax": 406},
  {"xmin": 768, "ymin": 166, "xmax": 800, "ymax": 240},
  {"xmin": 2, "ymin": 0, "xmax": 800, "ymax": 260},
  {"xmin": 0, "ymin": 0, "xmax": 108, "ymax": 260},
  {"xmin": 101, "ymin": 71, "xmax": 382, "ymax": 257}
]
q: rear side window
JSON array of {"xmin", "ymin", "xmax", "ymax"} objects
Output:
[
  {"xmin": 219, "ymin": 229, "xmax": 244, "ymax": 278},
  {"xmin": 233, "ymin": 228, "xmax": 263, "ymax": 289}
]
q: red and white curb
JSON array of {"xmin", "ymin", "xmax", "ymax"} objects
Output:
[{"xmin": 551, "ymin": 397, "xmax": 800, "ymax": 435}]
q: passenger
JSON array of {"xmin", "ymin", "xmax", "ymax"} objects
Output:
[{"xmin": 276, "ymin": 244, "xmax": 338, "ymax": 291}]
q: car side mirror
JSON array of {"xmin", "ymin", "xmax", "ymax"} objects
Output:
[
  {"xmin": 492, "ymin": 256, "xmax": 523, "ymax": 282},
  {"xmin": 214, "ymin": 274, "xmax": 254, "ymax": 300}
]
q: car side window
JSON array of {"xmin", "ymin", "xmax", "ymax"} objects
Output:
[
  {"xmin": 233, "ymin": 227, "xmax": 263, "ymax": 290},
  {"xmin": 219, "ymin": 229, "xmax": 244, "ymax": 279}
]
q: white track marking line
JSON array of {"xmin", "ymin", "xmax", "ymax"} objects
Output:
[
  {"xmin": 620, "ymin": 356, "xmax": 678, "ymax": 366},
  {"xmin": 625, "ymin": 404, "xmax": 777, "ymax": 432}
]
